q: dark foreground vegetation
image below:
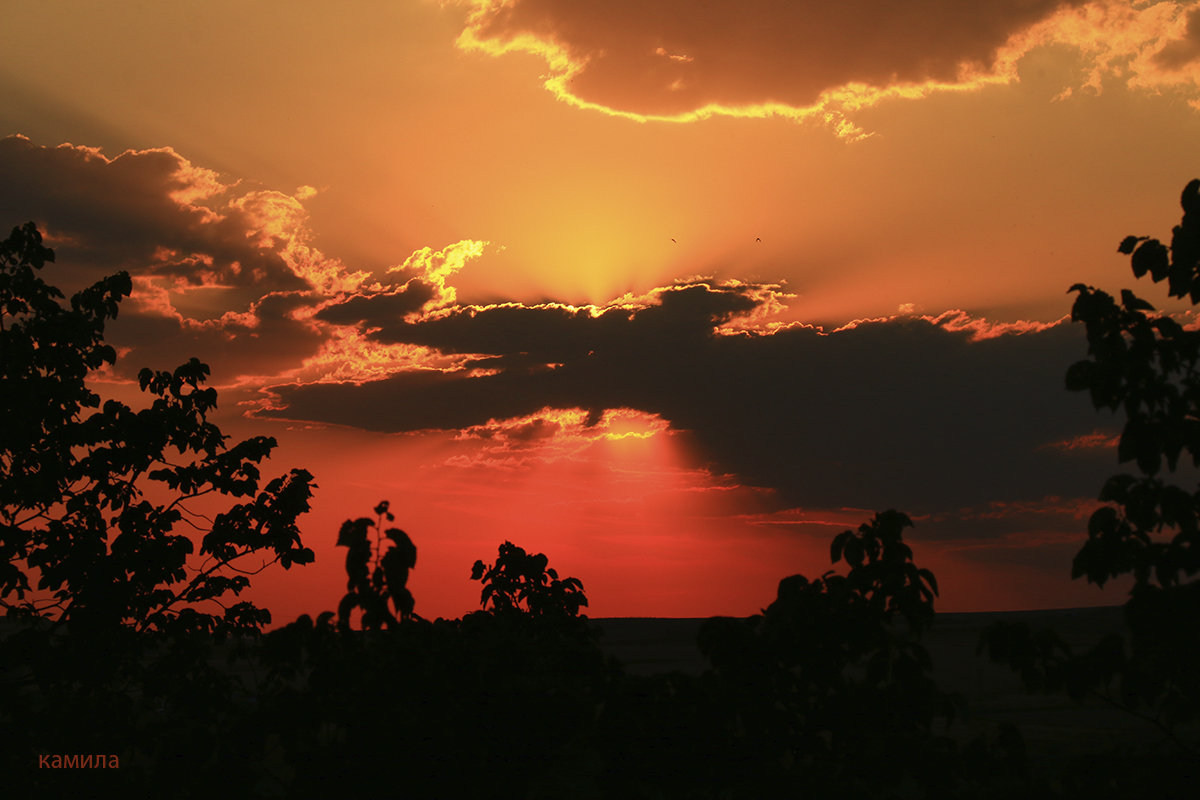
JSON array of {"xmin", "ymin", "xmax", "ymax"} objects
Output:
[{"xmin": 4, "ymin": 183, "xmax": 1200, "ymax": 797}]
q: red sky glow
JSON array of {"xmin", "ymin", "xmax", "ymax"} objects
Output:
[{"xmin": 4, "ymin": 0, "xmax": 1199, "ymax": 621}]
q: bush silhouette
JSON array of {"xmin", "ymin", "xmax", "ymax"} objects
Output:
[
  {"xmin": 470, "ymin": 540, "xmax": 588, "ymax": 619},
  {"xmin": 258, "ymin": 519, "xmax": 611, "ymax": 799},
  {"xmin": 693, "ymin": 510, "xmax": 992, "ymax": 796}
]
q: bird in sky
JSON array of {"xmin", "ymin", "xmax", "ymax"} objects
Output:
[{"xmin": 671, "ymin": 238, "xmax": 677, "ymax": 243}]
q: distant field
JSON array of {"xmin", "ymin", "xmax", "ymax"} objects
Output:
[
  {"xmin": 590, "ymin": 606, "xmax": 1197, "ymax": 761},
  {"xmin": 590, "ymin": 606, "xmax": 1126, "ymax": 684}
]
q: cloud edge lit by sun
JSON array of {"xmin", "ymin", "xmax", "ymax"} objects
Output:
[{"xmin": 443, "ymin": 0, "xmax": 1200, "ymax": 139}]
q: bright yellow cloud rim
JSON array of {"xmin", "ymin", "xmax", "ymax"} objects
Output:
[{"xmin": 451, "ymin": 0, "xmax": 1200, "ymax": 136}]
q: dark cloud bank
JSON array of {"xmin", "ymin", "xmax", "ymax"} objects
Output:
[
  {"xmin": 0, "ymin": 135, "xmax": 329, "ymax": 380},
  {"xmin": 271, "ymin": 282, "xmax": 1117, "ymax": 514},
  {"xmin": 0, "ymin": 135, "xmax": 306, "ymax": 294},
  {"xmin": 0, "ymin": 134, "xmax": 1122, "ymax": 521}
]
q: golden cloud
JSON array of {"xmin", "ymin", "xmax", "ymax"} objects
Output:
[{"xmin": 446, "ymin": 0, "xmax": 1200, "ymax": 133}]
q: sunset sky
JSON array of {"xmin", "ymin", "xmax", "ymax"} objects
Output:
[{"xmin": 5, "ymin": 0, "xmax": 1200, "ymax": 622}]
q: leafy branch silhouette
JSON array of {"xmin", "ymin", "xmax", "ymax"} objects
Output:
[
  {"xmin": 983, "ymin": 179, "xmax": 1200, "ymax": 759},
  {"xmin": 470, "ymin": 540, "xmax": 588, "ymax": 619},
  {"xmin": 0, "ymin": 222, "xmax": 314, "ymax": 636},
  {"xmin": 1, "ymin": 221, "xmax": 317, "ymax": 797}
]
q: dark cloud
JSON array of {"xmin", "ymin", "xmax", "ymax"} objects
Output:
[
  {"xmin": 915, "ymin": 497, "xmax": 1099, "ymax": 571},
  {"xmin": 505, "ymin": 417, "xmax": 562, "ymax": 444},
  {"xmin": 108, "ymin": 291, "xmax": 325, "ymax": 381},
  {"xmin": 944, "ymin": 536, "xmax": 1083, "ymax": 571},
  {"xmin": 344, "ymin": 283, "xmax": 758, "ymax": 367},
  {"xmin": 0, "ymin": 135, "xmax": 309, "ymax": 294},
  {"xmin": 459, "ymin": 0, "xmax": 1086, "ymax": 116},
  {"xmin": 1155, "ymin": 6, "xmax": 1200, "ymax": 70},
  {"xmin": 313, "ymin": 280, "xmax": 437, "ymax": 327},
  {"xmin": 916, "ymin": 497, "xmax": 1097, "ymax": 541},
  {"xmin": 265, "ymin": 280, "xmax": 1118, "ymax": 512},
  {"xmin": 0, "ymin": 136, "xmax": 350, "ymax": 382}
]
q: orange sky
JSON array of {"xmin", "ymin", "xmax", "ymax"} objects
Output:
[{"xmin": 3, "ymin": 0, "xmax": 1199, "ymax": 621}]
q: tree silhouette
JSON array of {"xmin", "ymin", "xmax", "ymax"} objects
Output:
[
  {"xmin": 983, "ymin": 181, "xmax": 1200, "ymax": 773},
  {"xmin": 1062, "ymin": 180, "xmax": 1200, "ymax": 736},
  {"xmin": 695, "ymin": 511, "xmax": 977, "ymax": 795},
  {"xmin": 0, "ymin": 222, "xmax": 315, "ymax": 635}
]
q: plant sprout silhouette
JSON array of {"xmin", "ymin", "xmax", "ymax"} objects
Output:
[{"xmin": 335, "ymin": 500, "xmax": 418, "ymax": 631}]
